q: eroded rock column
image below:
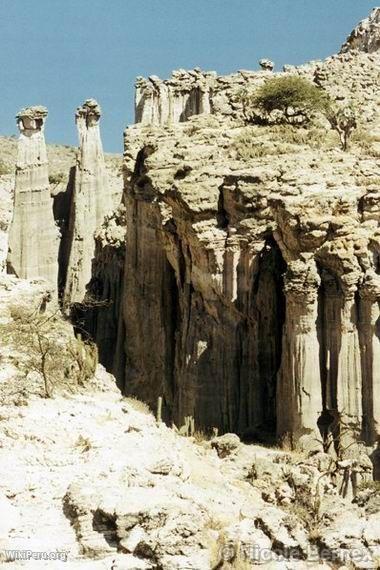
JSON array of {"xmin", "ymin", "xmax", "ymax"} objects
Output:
[
  {"xmin": 358, "ymin": 273, "xmax": 380, "ymax": 443},
  {"xmin": 277, "ymin": 259, "xmax": 323, "ymax": 444},
  {"xmin": 7, "ymin": 106, "xmax": 59, "ymax": 285},
  {"xmin": 335, "ymin": 282, "xmax": 363, "ymax": 446},
  {"xmin": 64, "ymin": 99, "xmax": 112, "ymax": 305}
]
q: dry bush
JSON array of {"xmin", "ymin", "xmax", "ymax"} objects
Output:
[
  {"xmin": 232, "ymin": 123, "xmax": 337, "ymax": 161},
  {"xmin": 232, "ymin": 128, "xmax": 293, "ymax": 160},
  {"xmin": 124, "ymin": 396, "xmax": 152, "ymax": 416},
  {"xmin": 0, "ymin": 160, "xmax": 12, "ymax": 175},
  {"xmin": 0, "ymin": 307, "xmax": 98, "ymax": 397},
  {"xmin": 74, "ymin": 435, "xmax": 93, "ymax": 453},
  {"xmin": 351, "ymin": 127, "xmax": 380, "ymax": 157},
  {"xmin": 48, "ymin": 171, "xmax": 66, "ymax": 186}
]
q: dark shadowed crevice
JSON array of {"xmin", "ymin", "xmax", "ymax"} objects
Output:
[
  {"xmin": 161, "ymin": 255, "xmax": 180, "ymax": 423},
  {"xmin": 53, "ymin": 166, "xmax": 75, "ymax": 296},
  {"xmin": 316, "ymin": 265, "xmax": 342, "ymax": 449},
  {"xmin": 243, "ymin": 237, "xmax": 286, "ymax": 442}
]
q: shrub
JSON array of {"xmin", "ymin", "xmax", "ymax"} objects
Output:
[
  {"xmin": 124, "ymin": 396, "xmax": 152, "ymax": 416},
  {"xmin": 0, "ymin": 160, "xmax": 12, "ymax": 175},
  {"xmin": 240, "ymin": 75, "xmax": 330, "ymax": 126},
  {"xmin": 326, "ymin": 105, "xmax": 357, "ymax": 151},
  {"xmin": 48, "ymin": 171, "xmax": 66, "ymax": 185},
  {"xmin": 233, "ymin": 128, "xmax": 293, "ymax": 160},
  {"xmin": 0, "ymin": 307, "xmax": 98, "ymax": 397}
]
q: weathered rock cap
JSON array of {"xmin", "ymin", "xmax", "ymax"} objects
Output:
[
  {"xmin": 76, "ymin": 98, "xmax": 102, "ymax": 125},
  {"xmin": 16, "ymin": 105, "xmax": 48, "ymax": 131}
]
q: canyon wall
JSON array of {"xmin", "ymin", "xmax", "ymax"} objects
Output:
[
  {"xmin": 120, "ymin": 120, "xmax": 379, "ymax": 447},
  {"xmin": 7, "ymin": 107, "xmax": 59, "ymax": 285},
  {"xmin": 115, "ymin": 28, "xmax": 380, "ymax": 449}
]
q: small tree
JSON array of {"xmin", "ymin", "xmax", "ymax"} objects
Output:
[
  {"xmin": 1, "ymin": 307, "xmax": 98, "ymax": 397},
  {"xmin": 240, "ymin": 75, "xmax": 330, "ymax": 126},
  {"xmin": 326, "ymin": 105, "xmax": 357, "ymax": 151}
]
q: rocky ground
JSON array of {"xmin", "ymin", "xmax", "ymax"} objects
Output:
[
  {"xmin": 1, "ymin": 11, "xmax": 380, "ymax": 568},
  {"xmin": 0, "ymin": 276, "xmax": 378, "ymax": 569}
]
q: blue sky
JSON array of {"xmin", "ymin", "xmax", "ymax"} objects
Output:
[{"xmin": 0, "ymin": 1, "xmax": 375, "ymax": 152}]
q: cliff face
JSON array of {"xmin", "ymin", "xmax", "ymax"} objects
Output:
[
  {"xmin": 63, "ymin": 99, "xmax": 113, "ymax": 305},
  {"xmin": 83, "ymin": 205, "xmax": 126, "ymax": 384},
  {"xmin": 118, "ymin": 29, "xmax": 380, "ymax": 449},
  {"xmin": 6, "ymin": 107, "xmax": 59, "ymax": 285},
  {"xmin": 341, "ymin": 7, "xmax": 380, "ymax": 54}
]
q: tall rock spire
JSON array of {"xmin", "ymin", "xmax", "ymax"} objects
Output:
[
  {"xmin": 63, "ymin": 99, "xmax": 112, "ymax": 305},
  {"xmin": 7, "ymin": 106, "xmax": 59, "ymax": 285}
]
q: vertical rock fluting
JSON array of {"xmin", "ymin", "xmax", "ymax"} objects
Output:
[
  {"xmin": 276, "ymin": 259, "xmax": 323, "ymax": 444},
  {"xmin": 135, "ymin": 70, "xmax": 215, "ymax": 126},
  {"xmin": 63, "ymin": 99, "xmax": 112, "ymax": 305},
  {"xmin": 119, "ymin": 19, "xmax": 380, "ymax": 449},
  {"xmin": 122, "ymin": 142, "xmax": 287, "ymax": 436},
  {"xmin": 358, "ymin": 272, "xmax": 380, "ymax": 443},
  {"xmin": 7, "ymin": 106, "xmax": 59, "ymax": 284},
  {"xmin": 335, "ymin": 284, "xmax": 363, "ymax": 446},
  {"xmin": 82, "ymin": 205, "xmax": 127, "ymax": 385}
]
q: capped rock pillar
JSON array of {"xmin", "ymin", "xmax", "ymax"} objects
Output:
[
  {"xmin": 7, "ymin": 106, "xmax": 59, "ymax": 285},
  {"xmin": 64, "ymin": 99, "xmax": 112, "ymax": 305}
]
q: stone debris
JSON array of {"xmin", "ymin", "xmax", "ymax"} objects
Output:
[{"xmin": 0, "ymin": 7, "xmax": 379, "ymax": 570}]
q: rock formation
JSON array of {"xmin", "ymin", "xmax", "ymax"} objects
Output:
[
  {"xmin": 105, "ymin": 10, "xmax": 380, "ymax": 451},
  {"xmin": 83, "ymin": 204, "xmax": 127, "ymax": 383},
  {"xmin": 6, "ymin": 106, "xmax": 59, "ymax": 285},
  {"xmin": 63, "ymin": 99, "xmax": 113, "ymax": 305},
  {"xmin": 259, "ymin": 58, "xmax": 274, "ymax": 71},
  {"xmin": 341, "ymin": 7, "xmax": 380, "ymax": 53},
  {"xmin": 135, "ymin": 69, "xmax": 215, "ymax": 125}
]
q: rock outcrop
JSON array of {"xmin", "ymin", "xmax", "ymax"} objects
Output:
[
  {"xmin": 83, "ymin": 204, "xmax": 127, "ymax": 383},
  {"xmin": 63, "ymin": 99, "xmax": 113, "ymax": 305},
  {"xmin": 115, "ymin": 12, "xmax": 380, "ymax": 451},
  {"xmin": 6, "ymin": 107, "xmax": 59, "ymax": 285},
  {"xmin": 341, "ymin": 7, "xmax": 380, "ymax": 54},
  {"xmin": 0, "ymin": 298, "xmax": 378, "ymax": 569}
]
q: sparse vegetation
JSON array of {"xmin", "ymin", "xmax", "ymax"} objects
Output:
[
  {"xmin": 232, "ymin": 127, "xmax": 293, "ymax": 159},
  {"xmin": 124, "ymin": 396, "xmax": 152, "ymax": 415},
  {"xmin": 0, "ymin": 160, "xmax": 12, "ymax": 175},
  {"xmin": 0, "ymin": 306, "xmax": 98, "ymax": 398},
  {"xmin": 232, "ymin": 123, "xmax": 338, "ymax": 161},
  {"xmin": 74, "ymin": 435, "xmax": 93, "ymax": 453},
  {"xmin": 326, "ymin": 105, "xmax": 357, "ymax": 151},
  {"xmin": 48, "ymin": 171, "xmax": 66, "ymax": 185},
  {"xmin": 239, "ymin": 75, "xmax": 331, "ymax": 126},
  {"xmin": 357, "ymin": 480, "xmax": 380, "ymax": 493},
  {"xmin": 283, "ymin": 480, "xmax": 324, "ymax": 540},
  {"xmin": 351, "ymin": 127, "xmax": 380, "ymax": 157}
]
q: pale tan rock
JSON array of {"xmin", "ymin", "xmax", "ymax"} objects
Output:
[
  {"xmin": 7, "ymin": 106, "xmax": 59, "ymax": 285},
  {"xmin": 341, "ymin": 8, "xmax": 380, "ymax": 53},
  {"xmin": 63, "ymin": 99, "xmax": 113, "ymax": 305}
]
